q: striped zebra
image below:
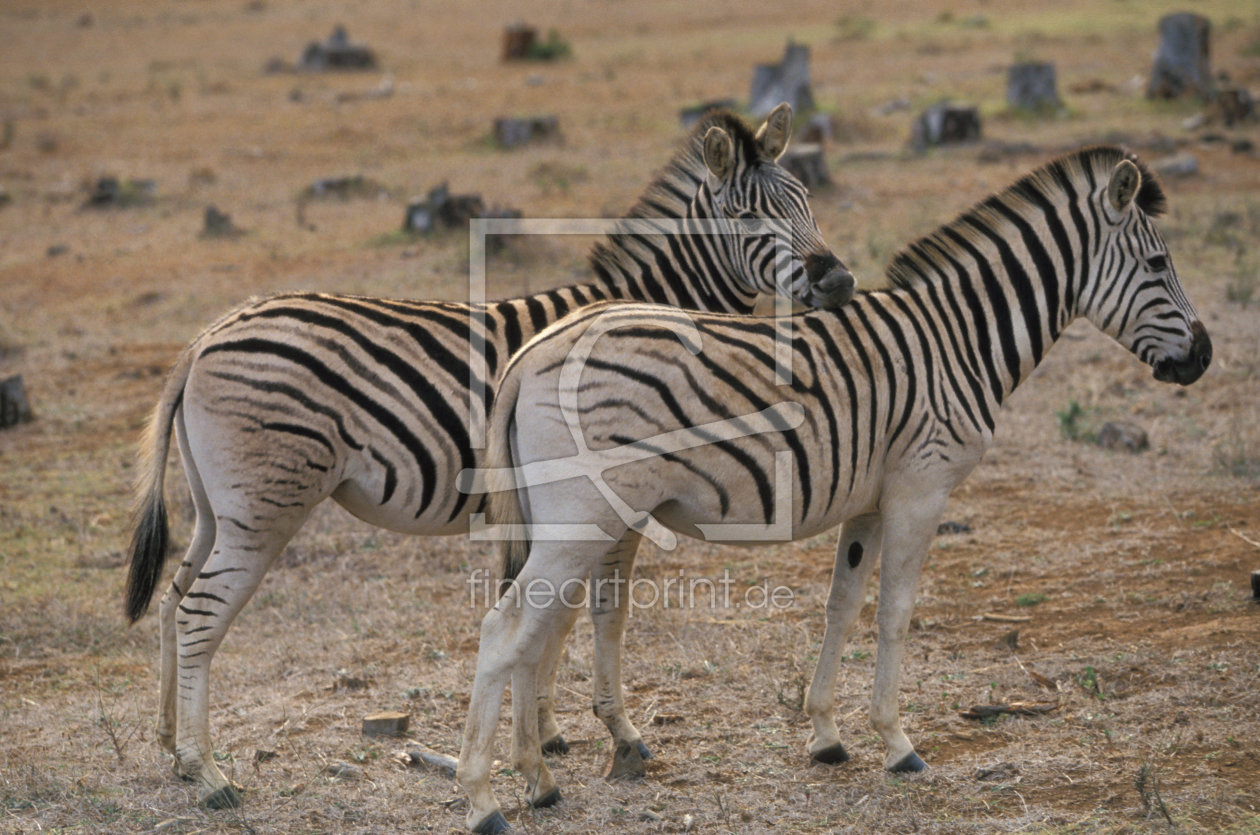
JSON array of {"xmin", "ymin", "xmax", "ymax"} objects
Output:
[
  {"xmin": 122, "ymin": 103, "xmax": 855, "ymax": 809},
  {"xmin": 456, "ymin": 146, "xmax": 1212, "ymax": 832}
]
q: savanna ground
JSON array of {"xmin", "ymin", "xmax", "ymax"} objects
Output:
[{"xmin": 2, "ymin": 1, "xmax": 1259, "ymax": 832}]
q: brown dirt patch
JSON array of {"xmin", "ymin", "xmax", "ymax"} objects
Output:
[{"xmin": 2, "ymin": 1, "xmax": 1259, "ymax": 833}]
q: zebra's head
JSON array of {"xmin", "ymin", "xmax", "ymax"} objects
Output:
[
  {"xmin": 697, "ymin": 103, "xmax": 855, "ymax": 310},
  {"xmin": 1082, "ymin": 154, "xmax": 1211, "ymax": 385}
]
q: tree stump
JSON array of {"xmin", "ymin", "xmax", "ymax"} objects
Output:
[
  {"xmin": 1147, "ymin": 13, "xmax": 1212, "ymax": 99},
  {"xmin": 299, "ymin": 26, "xmax": 378, "ymax": 71},
  {"xmin": 1007, "ymin": 62, "xmax": 1062, "ymax": 111},
  {"xmin": 502, "ymin": 23, "xmax": 537, "ymax": 61},
  {"xmin": 779, "ymin": 144, "xmax": 830, "ymax": 190},
  {"xmin": 493, "ymin": 115, "xmax": 561, "ymax": 149},
  {"xmin": 0, "ymin": 374, "xmax": 33, "ymax": 429},
  {"xmin": 361, "ymin": 711, "xmax": 410, "ymax": 738},
  {"xmin": 749, "ymin": 40, "xmax": 815, "ymax": 118},
  {"xmin": 911, "ymin": 102, "xmax": 981, "ymax": 151},
  {"xmin": 1209, "ymin": 87, "xmax": 1255, "ymax": 127}
]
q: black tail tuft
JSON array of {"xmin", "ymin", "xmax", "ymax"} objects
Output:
[{"xmin": 125, "ymin": 493, "xmax": 169, "ymax": 623}]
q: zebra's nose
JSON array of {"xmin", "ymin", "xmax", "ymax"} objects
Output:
[
  {"xmin": 1153, "ymin": 320, "xmax": 1212, "ymax": 385},
  {"xmin": 805, "ymin": 253, "xmax": 855, "ymax": 310}
]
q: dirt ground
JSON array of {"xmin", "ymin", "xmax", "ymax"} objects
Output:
[{"xmin": 2, "ymin": 1, "xmax": 1259, "ymax": 832}]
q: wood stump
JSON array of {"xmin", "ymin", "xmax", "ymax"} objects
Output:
[
  {"xmin": 300, "ymin": 26, "xmax": 377, "ymax": 71},
  {"xmin": 1147, "ymin": 13, "xmax": 1212, "ymax": 99},
  {"xmin": 779, "ymin": 144, "xmax": 830, "ymax": 190},
  {"xmin": 493, "ymin": 115, "xmax": 561, "ymax": 149},
  {"xmin": 502, "ymin": 23, "xmax": 537, "ymax": 61},
  {"xmin": 749, "ymin": 40, "xmax": 815, "ymax": 118},
  {"xmin": 1007, "ymin": 62, "xmax": 1062, "ymax": 111},
  {"xmin": 911, "ymin": 102, "xmax": 981, "ymax": 151},
  {"xmin": 0, "ymin": 375, "xmax": 33, "ymax": 429}
]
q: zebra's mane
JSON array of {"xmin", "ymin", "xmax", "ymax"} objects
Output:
[
  {"xmin": 587, "ymin": 110, "xmax": 763, "ymax": 272},
  {"xmin": 885, "ymin": 145, "xmax": 1167, "ymax": 292}
]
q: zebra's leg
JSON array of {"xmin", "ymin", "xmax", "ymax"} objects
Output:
[
  {"xmin": 156, "ymin": 414, "xmax": 217, "ymax": 765},
  {"xmin": 869, "ymin": 492, "xmax": 948, "ymax": 773},
  {"xmin": 588, "ymin": 529, "xmax": 650, "ymax": 779},
  {"xmin": 536, "ymin": 604, "xmax": 581, "ymax": 756},
  {"xmin": 805, "ymin": 512, "xmax": 883, "ymax": 765},
  {"xmin": 172, "ymin": 508, "xmax": 308, "ymax": 809},
  {"xmin": 460, "ymin": 546, "xmax": 592, "ymax": 832}
]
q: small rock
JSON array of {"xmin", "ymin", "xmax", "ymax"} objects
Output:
[
  {"xmin": 936, "ymin": 520, "xmax": 972, "ymax": 535},
  {"xmin": 47, "ymin": 244, "xmax": 69, "ymax": 257},
  {"xmin": 1151, "ymin": 153, "xmax": 1199, "ymax": 179},
  {"xmin": 201, "ymin": 205, "xmax": 244, "ymax": 239},
  {"xmin": 1096, "ymin": 421, "xmax": 1149, "ymax": 453},
  {"xmin": 974, "ymin": 762, "xmax": 1019, "ymax": 782},
  {"xmin": 639, "ymin": 809, "xmax": 663, "ymax": 822},
  {"xmin": 324, "ymin": 762, "xmax": 364, "ymax": 782}
]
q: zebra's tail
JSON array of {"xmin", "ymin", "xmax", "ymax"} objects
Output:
[
  {"xmin": 486, "ymin": 359, "xmax": 531, "ymax": 598},
  {"xmin": 125, "ymin": 346, "xmax": 194, "ymax": 624}
]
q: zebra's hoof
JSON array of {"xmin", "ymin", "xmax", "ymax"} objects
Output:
[
  {"xmin": 531, "ymin": 786, "xmax": 562, "ymax": 809},
  {"xmin": 605, "ymin": 740, "xmax": 647, "ymax": 781},
  {"xmin": 472, "ymin": 809, "xmax": 510, "ymax": 835},
  {"xmin": 201, "ymin": 783, "xmax": 242, "ymax": 810},
  {"xmin": 541, "ymin": 735, "xmax": 569, "ymax": 756},
  {"xmin": 889, "ymin": 751, "xmax": 928, "ymax": 773},
  {"xmin": 810, "ymin": 742, "xmax": 850, "ymax": 765}
]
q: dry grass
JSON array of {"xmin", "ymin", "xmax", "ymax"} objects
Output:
[{"xmin": 3, "ymin": 0, "xmax": 1260, "ymax": 833}]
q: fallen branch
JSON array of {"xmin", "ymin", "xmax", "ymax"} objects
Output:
[
  {"xmin": 977, "ymin": 613, "xmax": 1032, "ymax": 623},
  {"xmin": 397, "ymin": 744, "xmax": 458, "ymax": 778},
  {"xmin": 960, "ymin": 701, "xmax": 1058, "ymax": 720},
  {"xmin": 1228, "ymin": 526, "xmax": 1260, "ymax": 549}
]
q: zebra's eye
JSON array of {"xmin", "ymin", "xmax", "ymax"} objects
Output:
[{"xmin": 1146, "ymin": 255, "xmax": 1168, "ymax": 273}]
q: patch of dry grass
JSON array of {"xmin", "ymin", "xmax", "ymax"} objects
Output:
[{"xmin": 2, "ymin": 0, "xmax": 1260, "ymax": 832}]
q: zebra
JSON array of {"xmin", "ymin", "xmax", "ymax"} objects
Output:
[
  {"xmin": 455, "ymin": 146, "xmax": 1212, "ymax": 833},
  {"xmin": 122, "ymin": 103, "xmax": 855, "ymax": 810}
]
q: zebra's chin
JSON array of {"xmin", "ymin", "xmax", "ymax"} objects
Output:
[{"xmin": 1152, "ymin": 320, "xmax": 1212, "ymax": 386}]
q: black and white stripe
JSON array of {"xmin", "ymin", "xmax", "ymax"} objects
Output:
[
  {"xmin": 122, "ymin": 104, "xmax": 854, "ymax": 808},
  {"xmin": 455, "ymin": 146, "xmax": 1212, "ymax": 830}
]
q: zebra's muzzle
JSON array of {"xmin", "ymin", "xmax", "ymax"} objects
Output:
[
  {"xmin": 1153, "ymin": 319, "xmax": 1212, "ymax": 385},
  {"xmin": 805, "ymin": 253, "xmax": 856, "ymax": 310}
]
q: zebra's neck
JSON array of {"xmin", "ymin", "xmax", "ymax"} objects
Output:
[
  {"xmin": 587, "ymin": 221, "xmax": 758, "ymax": 315},
  {"xmin": 883, "ymin": 170, "xmax": 1101, "ymax": 408}
]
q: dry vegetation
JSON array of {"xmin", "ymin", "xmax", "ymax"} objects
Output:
[{"xmin": 2, "ymin": 0, "xmax": 1259, "ymax": 832}]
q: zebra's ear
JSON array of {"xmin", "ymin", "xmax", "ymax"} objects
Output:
[
  {"xmin": 755, "ymin": 102, "xmax": 793, "ymax": 161},
  {"xmin": 703, "ymin": 126, "xmax": 735, "ymax": 182},
  {"xmin": 1107, "ymin": 159, "xmax": 1141, "ymax": 213}
]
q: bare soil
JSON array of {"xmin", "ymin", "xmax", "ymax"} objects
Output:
[{"xmin": 1, "ymin": 1, "xmax": 1259, "ymax": 833}]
